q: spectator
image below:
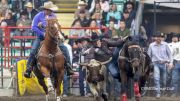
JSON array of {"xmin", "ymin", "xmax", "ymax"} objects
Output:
[
  {"xmin": 91, "ymin": 2, "xmax": 103, "ymax": 16},
  {"xmin": 0, "ymin": 0, "xmax": 9, "ymax": 16},
  {"xmin": 122, "ymin": 10, "xmax": 133, "ymax": 29},
  {"xmin": 168, "ymin": 33, "xmax": 180, "ymax": 97},
  {"xmin": 74, "ymin": 1, "xmax": 90, "ymax": 19},
  {"xmin": 76, "ymin": 10, "xmax": 90, "ymax": 27},
  {"xmin": 91, "ymin": 12, "xmax": 105, "ymax": 28},
  {"xmin": 13, "ymin": 23, "xmax": 32, "ymax": 41},
  {"xmin": 0, "ymin": 21, "xmax": 7, "ymax": 46},
  {"xmin": 23, "ymin": 2, "xmax": 38, "ymax": 20},
  {"xmin": 99, "ymin": 0, "xmax": 110, "ymax": 13},
  {"xmin": 16, "ymin": 11, "xmax": 31, "ymax": 26},
  {"xmin": 69, "ymin": 19, "xmax": 85, "ymax": 45},
  {"xmin": 10, "ymin": 0, "xmax": 19, "ymax": 13},
  {"xmin": 115, "ymin": 19, "xmax": 130, "ymax": 38},
  {"xmin": 0, "ymin": 11, "xmax": 5, "ymax": 24},
  {"xmin": 87, "ymin": 0, "xmax": 96, "ymax": 14},
  {"xmin": 125, "ymin": 1, "xmax": 136, "ymax": 20},
  {"xmin": 70, "ymin": 19, "xmax": 85, "ymax": 37},
  {"xmin": 148, "ymin": 32, "xmax": 173, "ymax": 99},
  {"xmin": 142, "ymin": 17, "xmax": 154, "ymax": 42},
  {"xmin": 106, "ymin": 3, "xmax": 121, "ymax": 24},
  {"xmin": 85, "ymin": 19, "xmax": 102, "ymax": 37},
  {"xmin": 99, "ymin": 0, "xmax": 110, "ymax": 20},
  {"xmin": 3, "ymin": 12, "xmax": 16, "ymax": 26},
  {"xmin": 104, "ymin": 20, "xmax": 117, "ymax": 38}
]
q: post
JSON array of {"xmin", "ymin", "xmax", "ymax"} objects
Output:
[
  {"xmin": 153, "ymin": 1, "xmax": 157, "ymax": 35},
  {"xmin": 0, "ymin": 42, "xmax": 3, "ymax": 87}
]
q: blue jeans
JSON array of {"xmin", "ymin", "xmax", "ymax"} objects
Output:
[
  {"xmin": 27, "ymin": 38, "xmax": 43, "ymax": 67},
  {"xmin": 63, "ymin": 72, "xmax": 69, "ymax": 95},
  {"xmin": 153, "ymin": 62, "xmax": 167, "ymax": 95},
  {"xmin": 79, "ymin": 66, "xmax": 90, "ymax": 96},
  {"xmin": 59, "ymin": 44, "xmax": 70, "ymax": 63},
  {"xmin": 171, "ymin": 61, "xmax": 180, "ymax": 94},
  {"xmin": 27, "ymin": 38, "xmax": 70, "ymax": 68}
]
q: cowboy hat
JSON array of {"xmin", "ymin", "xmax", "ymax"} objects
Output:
[
  {"xmin": 25, "ymin": 2, "xmax": 33, "ymax": 8},
  {"xmin": 155, "ymin": 31, "xmax": 164, "ymax": 37},
  {"xmin": 78, "ymin": 1, "xmax": 87, "ymax": 6},
  {"xmin": 41, "ymin": 1, "xmax": 58, "ymax": 11}
]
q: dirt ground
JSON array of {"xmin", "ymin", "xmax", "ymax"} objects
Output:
[{"xmin": 0, "ymin": 96, "xmax": 180, "ymax": 101}]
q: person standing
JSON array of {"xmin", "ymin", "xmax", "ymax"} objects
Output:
[
  {"xmin": 148, "ymin": 31, "xmax": 173, "ymax": 99},
  {"xmin": 168, "ymin": 33, "xmax": 180, "ymax": 97}
]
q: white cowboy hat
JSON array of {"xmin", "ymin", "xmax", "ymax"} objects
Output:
[
  {"xmin": 78, "ymin": 1, "xmax": 87, "ymax": 6},
  {"xmin": 25, "ymin": 2, "xmax": 33, "ymax": 8},
  {"xmin": 41, "ymin": 1, "xmax": 58, "ymax": 11}
]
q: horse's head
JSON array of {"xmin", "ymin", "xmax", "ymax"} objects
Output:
[
  {"xmin": 46, "ymin": 18, "xmax": 64, "ymax": 43},
  {"xmin": 80, "ymin": 59, "xmax": 107, "ymax": 85},
  {"xmin": 125, "ymin": 41, "xmax": 142, "ymax": 69}
]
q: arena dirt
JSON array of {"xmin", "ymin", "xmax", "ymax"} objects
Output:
[{"xmin": 0, "ymin": 96, "xmax": 180, "ymax": 101}]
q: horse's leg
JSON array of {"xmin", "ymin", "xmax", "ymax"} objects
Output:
[
  {"xmin": 120, "ymin": 70, "xmax": 128, "ymax": 101},
  {"xmin": 41, "ymin": 66, "xmax": 54, "ymax": 93},
  {"xmin": 37, "ymin": 77, "xmax": 48, "ymax": 101},
  {"xmin": 134, "ymin": 71, "xmax": 141, "ymax": 101},
  {"xmin": 56, "ymin": 70, "xmax": 64, "ymax": 101}
]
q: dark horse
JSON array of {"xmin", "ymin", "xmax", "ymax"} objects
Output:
[
  {"xmin": 34, "ymin": 19, "xmax": 65, "ymax": 101},
  {"xmin": 118, "ymin": 39, "xmax": 153, "ymax": 101}
]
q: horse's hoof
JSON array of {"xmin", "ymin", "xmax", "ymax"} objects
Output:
[
  {"xmin": 48, "ymin": 86, "xmax": 54, "ymax": 94},
  {"xmin": 57, "ymin": 96, "xmax": 62, "ymax": 101}
]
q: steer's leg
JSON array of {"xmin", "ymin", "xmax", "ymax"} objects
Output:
[{"xmin": 89, "ymin": 83, "xmax": 99, "ymax": 101}]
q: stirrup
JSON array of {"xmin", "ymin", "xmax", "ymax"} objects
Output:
[{"xmin": 24, "ymin": 70, "xmax": 32, "ymax": 78}]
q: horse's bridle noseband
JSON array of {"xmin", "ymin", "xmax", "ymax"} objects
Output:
[{"xmin": 127, "ymin": 45, "xmax": 143, "ymax": 62}]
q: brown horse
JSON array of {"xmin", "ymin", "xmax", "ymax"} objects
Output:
[
  {"xmin": 118, "ymin": 40, "xmax": 153, "ymax": 101},
  {"xmin": 34, "ymin": 19, "xmax": 65, "ymax": 101}
]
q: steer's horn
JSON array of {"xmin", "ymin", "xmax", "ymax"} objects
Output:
[
  {"xmin": 101, "ymin": 57, "xmax": 112, "ymax": 65},
  {"xmin": 79, "ymin": 63, "xmax": 88, "ymax": 66}
]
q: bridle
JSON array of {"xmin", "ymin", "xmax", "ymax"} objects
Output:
[
  {"xmin": 127, "ymin": 45, "xmax": 142, "ymax": 63},
  {"xmin": 46, "ymin": 19, "xmax": 62, "ymax": 44}
]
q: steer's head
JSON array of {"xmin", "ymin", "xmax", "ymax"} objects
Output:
[{"xmin": 80, "ymin": 59, "xmax": 105, "ymax": 85}]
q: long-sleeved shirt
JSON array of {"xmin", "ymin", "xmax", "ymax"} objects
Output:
[
  {"xmin": 168, "ymin": 42, "xmax": 180, "ymax": 61},
  {"xmin": 148, "ymin": 41, "xmax": 173, "ymax": 63},
  {"xmin": 106, "ymin": 11, "xmax": 121, "ymax": 23},
  {"xmin": 31, "ymin": 11, "xmax": 56, "ymax": 39},
  {"xmin": 64, "ymin": 43, "xmax": 73, "ymax": 64}
]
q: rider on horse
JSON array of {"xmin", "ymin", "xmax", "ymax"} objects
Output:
[{"xmin": 24, "ymin": 1, "xmax": 74, "ymax": 78}]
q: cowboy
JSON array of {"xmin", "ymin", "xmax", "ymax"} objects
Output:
[
  {"xmin": 148, "ymin": 31, "xmax": 173, "ymax": 99},
  {"xmin": 23, "ymin": 2, "xmax": 38, "ymax": 20},
  {"xmin": 24, "ymin": 1, "xmax": 74, "ymax": 78},
  {"xmin": 74, "ymin": 1, "xmax": 90, "ymax": 19}
]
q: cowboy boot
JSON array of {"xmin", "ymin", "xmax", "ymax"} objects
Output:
[
  {"xmin": 24, "ymin": 54, "xmax": 36, "ymax": 78},
  {"xmin": 65, "ymin": 61, "xmax": 74, "ymax": 76}
]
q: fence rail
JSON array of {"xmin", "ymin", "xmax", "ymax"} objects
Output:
[{"xmin": 0, "ymin": 26, "xmax": 107, "ymax": 95}]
